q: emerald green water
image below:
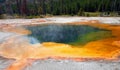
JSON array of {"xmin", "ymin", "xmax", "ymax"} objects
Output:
[{"xmin": 25, "ymin": 24, "xmax": 112, "ymax": 46}]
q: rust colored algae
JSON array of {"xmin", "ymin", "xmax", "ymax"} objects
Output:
[{"xmin": 0, "ymin": 22, "xmax": 120, "ymax": 70}]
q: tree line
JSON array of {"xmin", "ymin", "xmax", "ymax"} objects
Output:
[{"xmin": 0, "ymin": 0, "xmax": 120, "ymax": 16}]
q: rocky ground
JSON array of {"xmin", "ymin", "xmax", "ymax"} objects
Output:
[{"xmin": 24, "ymin": 59, "xmax": 120, "ymax": 70}]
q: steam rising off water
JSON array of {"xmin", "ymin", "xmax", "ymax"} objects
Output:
[{"xmin": 27, "ymin": 36, "xmax": 40, "ymax": 44}]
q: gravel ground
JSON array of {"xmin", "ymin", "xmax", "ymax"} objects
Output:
[{"xmin": 24, "ymin": 59, "xmax": 120, "ymax": 70}]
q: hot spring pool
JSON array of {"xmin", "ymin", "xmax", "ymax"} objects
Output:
[{"xmin": 25, "ymin": 24, "xmax": 112, "ymax": 46}]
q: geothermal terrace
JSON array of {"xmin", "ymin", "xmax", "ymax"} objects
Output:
[{"xmin": 0, "ymin": 17, "xmax": 120, "ymax": 70}]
